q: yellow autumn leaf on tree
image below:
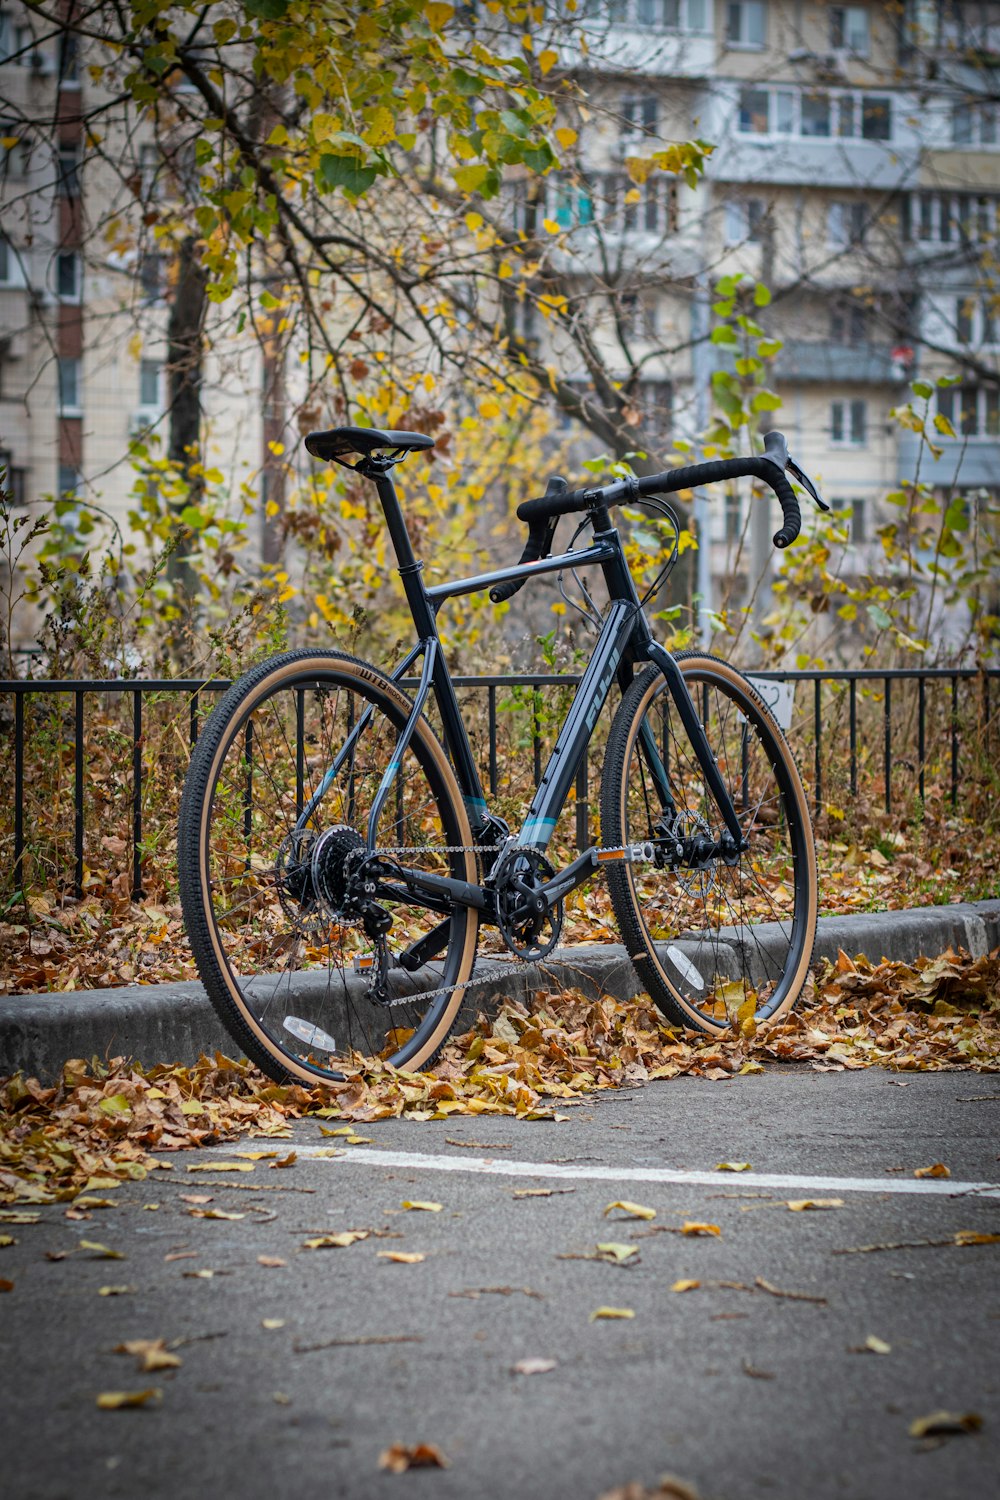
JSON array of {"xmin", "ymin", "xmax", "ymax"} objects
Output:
[
  {"xmin": 555, "ymin": 126, "xmax": 578, "ymax": 150},
  {"xmin": 364, "ymin": 107, "xmax": 395, "ymax": 147},
  {"xmin": 538, "ymin": 48, "xmax": 558, "ymax": 74},
  {"xmin": 423, "ymin": 2, "xmax": 454, "ymax": 31}
]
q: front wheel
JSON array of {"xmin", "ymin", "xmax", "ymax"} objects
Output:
[
  {"xmin": 601, "ymin": 653, "xmax": 817, "ymax": 1035},
  {"xmin": 178, "ymin": 649, "xmax": 480, "ymax": 1084}
]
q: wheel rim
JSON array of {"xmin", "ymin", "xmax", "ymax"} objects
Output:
[
  {"xmin": 198, "ymin": 670, "xmax": 475, "ymax": 1079},
  {"xmin": 621, "ymin": 667, "xmax": 811, "ymax": 1030}
]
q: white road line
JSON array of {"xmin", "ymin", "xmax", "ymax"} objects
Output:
[{"xmin": 284, "ymin": 1144, "xmax": 1000, "ymax": 1200}]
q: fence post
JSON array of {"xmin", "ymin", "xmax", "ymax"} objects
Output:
[{"xmin": 132, "ymin": 689, "xmax": 143, "ymax": 900}]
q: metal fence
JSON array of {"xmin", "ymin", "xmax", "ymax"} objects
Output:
[{"xmin": 2, "ymin": 666, "xmax": 998, "ymax": 902}]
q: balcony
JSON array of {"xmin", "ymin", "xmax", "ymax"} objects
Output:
[
  {"xmin": 774, "ymin": 341, "xmax": 910, "ymax": 386},
  {"xmin": 897, "ymin": 430, "xmax": 1000, "ymax": 489}
]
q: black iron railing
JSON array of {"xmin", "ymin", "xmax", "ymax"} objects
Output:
[{"xmin": 2, "ymin": 666, "xmax": 997, "ymax": 901}]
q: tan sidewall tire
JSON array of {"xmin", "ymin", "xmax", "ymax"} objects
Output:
[
  {"xmin": 608, "ymin": 653, "xmax": 818, "ymax": 1035},
  {"xmin": 190, "ymin": 653, "xmax": 479, "ymax": 1081}
]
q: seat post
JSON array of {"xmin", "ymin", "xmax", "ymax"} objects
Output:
[{"xmin": 370, "ymin": 467, "xmax": 437, "ymax": 638}]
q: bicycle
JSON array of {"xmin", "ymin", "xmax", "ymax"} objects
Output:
[{"xmin": 179, "ymin": 424, "xmax": 826, "ymax": 1085}]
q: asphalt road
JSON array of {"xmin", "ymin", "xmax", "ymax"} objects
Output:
[{"xmin": 2, "ymin": 1068, "xmax": 999, "ymax": 1500}]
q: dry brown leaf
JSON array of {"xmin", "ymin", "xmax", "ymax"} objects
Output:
[
  {"xmin": 377, "ymin": 1251, "xmax": 426, "ymax": 1264},
  {"xmin": 913, "ymin": 1163, "xmax": 950, "ymax": 1179},
  {"xmin": 378, "ymin": 1442, "xmax": 450, "ymax": 1472},
  {"xmin": 909, "ymin": 1411, "xmax": 982, "ymax": 1438},
  {"xmin": 671, "ymin": 1279, "xmax": 700, "ymax": 1293},
  {"xmin": 787, "ymin": 1198, "xmax": 844, "ymax": 1211},
  {"xmin": 604, "ymin": 1200, "xmax": 656, "ymax": 1221},
  {"xmin": 680, "ymin": 1222, "xmax": 721, "ymax": 1237},
  {"xmin": 302, "ymin": 1231, "xmax": 369, "ymax": 1249},
  {"xmin": 116, "ymin": 1339, "xmax": 181, "ymax": 1373},
  {"xmin": 0, "ymin": 1277, "xmax": 13, "ymax": 1292},
  {"xmin": 257, "ymin": 1254, "xmax": 287, "ymax": 1267}
]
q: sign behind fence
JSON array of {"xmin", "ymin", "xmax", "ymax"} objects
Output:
[{"xmin": 744, "ymin": 676, "xmax": 795, "ymax": 732}]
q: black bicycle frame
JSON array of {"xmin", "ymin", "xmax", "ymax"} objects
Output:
[{"xmin": 347, "ymin": 462, "xmax": 743, "ymax": 917}]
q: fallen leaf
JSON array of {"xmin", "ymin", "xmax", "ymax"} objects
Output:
[
  {"xmin": 257, "ymin": 1255, "xmax": 288, "ymax": 1268},
  {"xmin": 909, "ymin": 1411, "xmax": 982, "ymax": 1438},
  {"xmin": 400, "ymin": 1201, "xmax": 442, "ymax": 1213},
  {"xmin": 80, "ymin": 1240, "xmax": 124, "ymax": 1259},
  {"xmin": 96, "ymin": 1389, "xmax": 161, "ymax": 1409},
  {"xmin": 116, "ymin": 1339, "xmax": 182, "ymax": 1373},
  {"xmin": 953, "ymin": 1230, "xmax": 1000, "ymax": 1247},
  {"xmin": 164, "ymin": 1251, "xmax": 197, "ymax": 1262},
  {"xmin": 269, "ymin": 1152, "xmax": 297, "ymax": 1169},
  {"xmin": 715, "ymin": 1162, "xmax": 752, "ymax": 1173},
  {"xmin": 913, "ymin": 1163, "xmax": 950, "ymax": 1179},
  {"xmin": 787, "ymin": 1199, "xmax": 844, "ymax": 1211},
  {"xmin": 511, "ymin": 1357, "xmax": 557, "ymax": 1376},
  {"xmin": 187, "ymin": 1162, "xmax": 254, "ymax": 1174},
  {"xmin": 319, "ymin": 1126, "xmax": 358, "ymax": 1137},
  {"xmin": 0, "ymin": 1278, "xmax": 13, "ymax": 1292},
  {"xmin": 73, "ymin": 1196, "xmax": 117, "ymax": 1209},
  {"xmin": 377, "ymin": 1251, "xmax": 426, "ymax": 1264},
  {"xmin": 233, "ymin": 1151, "xmax": 278, "ymax": 1160},
  {"xmin": 302, "ymin": 1231, "xmax": 369, "ymax": 1249},
  {"xmin": 261, "ymin": 1319, "xmax": 285, "ymax": 1330},
  {"xmin": 179, "ymin": 1194, "xmax": 212, "ymax": 1205},
  {"xmin": 590, "ymin": 1306, "xmax": 635, "ymax": 1321},
  {"xmin": 187, "ymin": 1209, "xmax": 245, "ymax": 1221},
  {"xmin": 595, "ymin": 1242, "xmax": 639, "ymax": 1264},
  {"xmin": 99, "ymin": 1285, "xmax": 135, "ymax": 1296},
  {"xmin": 272, "ymin": 1392, "xmax": 291, "ymax": 1406},
  {"xmin": 604, "ymin": 1200, "xmax": 656, "ymax": 1221},
  {"xmin": 378, "ymin": 1442, "xmax": 450, "ymax": 1472},
  {"xmin": 182, "ymin": 1269, "xmax": 217, "ymax": 1279},
  {"xmin": 512, "ymin": 1187, "xmax": 575, "ymax": 1199},
  {"xmin": 671, "ymin": 1279, "xmax": 701, "ymax": 1293},
  {"xmin": 680, "ymin": 1222, "xmax": 721, "ymax": 1237},
  {"xmin": 0, "ymin": 1235, "xmax": 14, "ymax": 1248},
  {"xmin": 850, "ymin": 1335, "xmax": 891, "ymax": 1355},
  {"xmin": 0, "ymin": 1211, "xmax": 40, "ymax": 1224},
  {"xmin": 742, "ymin": 1360, "xmax": 776, "ymax": 1380}
]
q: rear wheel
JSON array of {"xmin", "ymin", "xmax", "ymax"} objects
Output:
[
  {"xmin": 601, "ymin": 653, "xmax": 817, "ymax": 1035},
  {"xmin": 179, "ymin": 650, "xmax": 479, "ymax": 1083}
]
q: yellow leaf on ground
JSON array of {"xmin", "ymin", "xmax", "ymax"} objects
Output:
[
  {"xmin": 377, "ymin": 1251, "xmax": 426, "ymax": 1264},
  {"xmin": 787, "ymin": 1199, "xmax": 844, "ymax": 1211},
  {"xmin": 116, "ymin": 1339, "xmax": 181, "ymax": 1373},
  {"xmin": 680, "ymin": 1222, "xmax": 721, "ymax": 1237},
  {"xmin": 863, "ymin": 1335, "xmax": 891, "ymax": 1355},
  {"xmin": 80, "ymin": 1240, "xmax": 124, "ymax": 1259},
  {"xmin": 98, "ymin": 1285, "xmax": 134, "ymax": 1296},
  {"xmin": 914, "ymin": 1163, "xmax": 950, "ymax": 1179},
  {"xmin": 401, "ymin": 1201, "xmax": 442, "ymax": 1212},
  {"xmin": 954, "ymin": 1230, "xmax": 1000, "ymax": 1246},
  {"xmin": 303, "ymin": 1231, "xmax": 369, "ymax": 1249},
  {"xmin": 596, "ymin": 1242, "xmax": 639, "ymax": 1263},
  {"xmin": 671, "ymin": 1279, "xmax": 701, "ymax": 1293},
  {"xmin": 187, "ymin": 1162, "xmax": 254, "ymax": 1173},
  {"xmin": 261, "ymin": 1319, "xmax": 285, "ymax": 1330},
  {"xmin": 511, "ymin": 1357, "xmax": 557, "ymax": 1375},
  {"xmin": 715, "ymin": 1162, "xmax": 752, "ymax": 1173},
  {"xmin": 96, "ymin": 1389, "xmax": 161, "ymax": 1409},
  {"xmin": 604, "ymin": 1200, "xmax": 656, "ymax": 1220},
  {"xmin": 590, "ymin": 1306, "xmax": 635, "ymax": 1320}
]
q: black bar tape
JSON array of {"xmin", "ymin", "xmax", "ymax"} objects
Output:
[
  {"xmin": 640, "ymin": 456, "xmax": 802, "ymax": 548},
  {"xmin": 489, "ymin": 520, "xmax": 551, "ymax": 603},
  {"xmin": 516, "ymin": 485, "xmax": 592, "ymax": 526}
]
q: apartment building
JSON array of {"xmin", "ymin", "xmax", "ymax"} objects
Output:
[{"xmin": 535, "ymin": 0, "xmax": 999, "ymax": 602}]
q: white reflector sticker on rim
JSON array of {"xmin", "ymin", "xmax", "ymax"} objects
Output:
[
  {"xmin": 282, "ymin": 1016, "xmax": 337, "ymax": 1053},
  {"xmin": 665, "ymin": 945, "xmax": 704, "ymax": 991}
]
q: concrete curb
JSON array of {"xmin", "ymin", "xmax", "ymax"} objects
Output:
[{"xmin": 2, "ymin": 900, "xmax": 998, "ymax": 1083}]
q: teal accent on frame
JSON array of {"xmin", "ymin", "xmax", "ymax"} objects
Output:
[{"xmin": 518, "ymin": 816, "xmax": 557, "ymax": 846}]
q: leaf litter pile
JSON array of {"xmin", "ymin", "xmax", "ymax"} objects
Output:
[{"xmin": 1, "ymin": 945, "xmax": 997, "ymax": 1206}]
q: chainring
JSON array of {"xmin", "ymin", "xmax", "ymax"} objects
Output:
[{"xmin": 493, "ymin": 848, "xmax": 563, "ymax": 962}]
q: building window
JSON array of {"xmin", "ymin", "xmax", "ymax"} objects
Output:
[
  {"xmin": 801, "ymin": 91, "xmax": 831, "ymax": 138},
  {"xmin": 738, "ymin": 87, "xmax": 769, "ymax": 134},
  {"xmin": 850, "ymin": 497, "xmax": 867, "ymax": 543},
  {"xmin": 550, "ymin": 175, "xmax": 594, "ymax": 229},
  {"xmin": 937, "ymin": 385, "xmax": 1000, "ymax": 439},
  {"xmin": 58, "ymin": 357, "xmax": 81, "ymax": 414},
  {"xmin": 830, "ymin": 6, "xmax": 870, "ymax": 55},
  {"xmin": 828, "ymin": 200, "xmax": 866, "ymax": 247},
  {"xmin": 0, "ymin": 234, "xmax": 13, "ymax": 285},
  {"xmin": 831, "ymin": 399, "xmax": 866, "ymax": 445},
  {"xmin": 56, "ymin": 250, "xmax": 80, "ymax": 301},
  {"xmin": 58, "ymin": 28, "xmax": 79, "ymax": 83},
  {"xmin": 725, "ymin": 0, "xmax": 766, "ymax": 48},
  {"xmin": 139, "ymin": 358, "xmax": 163, "ymax": 409},
  {"xmin": 831, "ymin": 303, "xmax": 868, "ymax": 345},
  {"xmin": 57, "ymin": 463, "xmax": 80, "ymax": 498},
  {"xmin": 861, "ymin": 95, "xmax": 891, "ymax": 141},
  {"xmin": 725, "ymin": 197, "xmax": 765, "ymax": 244},
  {"xmin": 138, "ymin": 251, "xmax": 166, "ymax": 304},
  {"xmin": 622, "ymin": 95, "xmax": 658, "ymax": 139},
  {"xmin": 57, "ymin": 146, "xmax": 80, "ymax": 198},
  {"xmin": 951, "ymin": 101, "xmax": 998, "ymax": 147}
]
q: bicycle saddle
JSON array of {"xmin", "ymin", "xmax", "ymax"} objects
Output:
[{"xmin": 305, "ymin": 426, "xmax": 434, "ymax": 461}]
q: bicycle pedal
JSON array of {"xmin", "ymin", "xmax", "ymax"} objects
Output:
[{"xmin": 595, "ymin": 842, "xmax": 654, "ymax": 864}]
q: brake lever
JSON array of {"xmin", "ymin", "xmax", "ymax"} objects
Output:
[{"xmin": 787, "ymin": 455, "xmax": 829, "ymax": 512}]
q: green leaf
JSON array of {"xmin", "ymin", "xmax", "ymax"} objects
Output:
[
  {"xmin": 753, "ymin": 282, "xmax": 772, "ymax": 306},
  {"xmin": 317, "ymin": 154, "xmax": 377, "ymax": 196},
  {"xmin": 750, "ymin": 390, "xmax": 782, "ymax": 412},
  {"xmin": 453, "ymin": 162, "xmax": 489, "ymax": 193},
  {"xmin": 243, "ymin": 0, "xmax": 290, "ymax": 18},
  {"xmin": 710, "ymin": 325, "xmax": 738, "ymax": 346},
  {"xmin": 867, "ymin": 604, "xmax": 892, "ymax": 630},
  {"xmin": 910, "ymin": 381, "xmax": 933, "ymax": 400}
]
